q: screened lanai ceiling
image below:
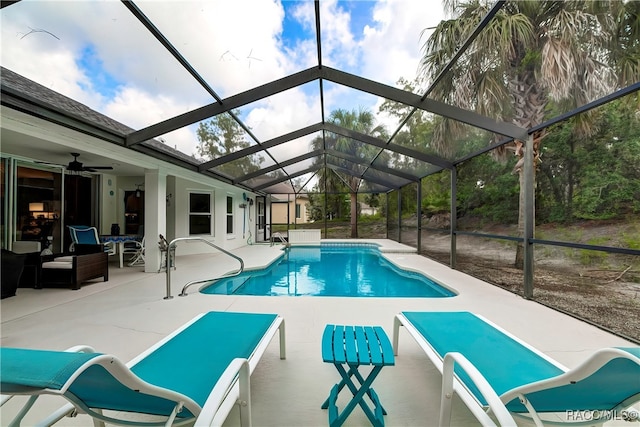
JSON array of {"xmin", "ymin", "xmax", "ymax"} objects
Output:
[{"xmin": 1, "ymin": 0, "xmax": 636, "ymax": 194}]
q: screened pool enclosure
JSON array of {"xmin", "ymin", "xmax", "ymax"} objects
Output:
[{"xmin": 1, "ymin": 1, "xmax": 639, "ymax": 340}]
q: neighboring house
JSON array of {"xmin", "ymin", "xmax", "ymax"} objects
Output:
[
  {"xmin": 359, "ymin": 202, "xmax": 378, "ymax": 216},
  {"xmin": 270, "ymin": 192, "xmax": 310, "ymax": 225}
]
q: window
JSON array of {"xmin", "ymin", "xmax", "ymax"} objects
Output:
[
  {"xmin": 295, "ymin": 203, "xmax": 301, "ymax": 219},
  {"xmin": 226, "ymin": 196, "xmax": 234, "ymax": 234},
  {"xmin": 257, "ymin": 199, "xmax": 265, "ymax": 230},
  {"xmin": 189, "ymin": 193, "xmax": 212, "ymax": 235}
]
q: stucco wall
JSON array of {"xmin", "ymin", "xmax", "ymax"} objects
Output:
[{"xmin": 172, "ymin": 177, "xmax": 257, "ymax": 256}]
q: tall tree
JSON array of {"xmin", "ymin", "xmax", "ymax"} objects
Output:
[
  {"xmin": 312, "ymin": 108, "xmax": 388, "ymax": 237},
  {"xmin": 420, "ymin": 0, "xmax": 639, "ymax": 268},
  {"xmin": 196, "ymin": 110, "xmax": 263, "ymax": 177}
]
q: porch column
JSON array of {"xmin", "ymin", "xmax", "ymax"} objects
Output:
[{"xmin": 144, "ymin": 169, "xmax": 166, "ymax": 273}]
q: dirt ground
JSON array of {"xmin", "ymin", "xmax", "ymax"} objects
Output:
[{"xmin": 416, "ymin": 221, "xmax": 640, "ymax": 343}]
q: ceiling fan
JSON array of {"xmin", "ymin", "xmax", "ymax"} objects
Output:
[{"xmin": 38, "ymin": 152, "xmax": 114, "ymax": 173}]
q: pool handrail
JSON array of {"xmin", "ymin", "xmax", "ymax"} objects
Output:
[
  {"xmin": 270, "ymin": 232, "xmax": 289, "ymax": 247},
  {"xmin": 162, "ymin": 236, "xmax": 244, "ymax": 299}
]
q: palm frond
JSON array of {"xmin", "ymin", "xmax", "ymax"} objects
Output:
[{"xmin": 541, "ymin": 38, "xmax": 578, "ymax": 101}]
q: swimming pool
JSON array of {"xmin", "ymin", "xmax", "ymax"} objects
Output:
[{"xmin": 201, "ymin": 244, "xmax": 455, "ymax": 297}]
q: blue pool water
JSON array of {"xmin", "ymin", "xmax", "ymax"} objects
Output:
[{"xmin": 201, "ymin": 245, "xmax": 455, "ymax": 297}]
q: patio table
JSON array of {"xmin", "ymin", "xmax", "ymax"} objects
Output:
[
  {"xmin": 321, "ymin": 324, "xmax": 394, "ymax": 427},
  {"xmin": 100, "ymin": 235, "xmax": 140, "ymax": 268}
]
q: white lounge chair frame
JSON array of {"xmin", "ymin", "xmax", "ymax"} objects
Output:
[{"xmin": 2, "ymin": 312, "xmax": 286, "ymax": 427}]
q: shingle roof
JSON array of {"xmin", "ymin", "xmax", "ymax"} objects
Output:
[{"xmin": 1, "ymin": 66, "xmax": 197, "ymax": 165}]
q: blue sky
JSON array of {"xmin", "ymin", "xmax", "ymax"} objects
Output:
[
  {"xmin": 281, "ymin": 2, "xmax": 313, "ymax": 50},
  {"xmin": 339, "ymin": 0, "xmax": 376, "ymax": 40},
  {"xmin": 76, "ymin": 45, "xmax": 121, "ymax": 99}
]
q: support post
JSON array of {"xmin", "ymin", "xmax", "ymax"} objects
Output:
[
  {"xmin": 397, "ymin": 189, "xmax": 402, "ymax": 243},
  {"xmin": 417, "ymin": 180, "xmax": 422, "ymax": 253},
  {"xmin": 4, "ymin": 158, "xmax": 16, "ymax": 250},
  {"xmin": 523, "ymin": 134, "xmax": 535, "ymax": 298},
  {"xmin": 144, "ymin": 169, "xmax": 167, "ymax": 273},
  {"xmin": 450, "ymin": 167, "xmax": 457, "ymax": 269},
  {"xmin": 385, "ymin": 193, "xmax": 389, "ymax": 239},
  {"xmin": 323, "ymin": 174, "xmax": 328, "ymax": 238},
  {"xmin": 164, "ymin": 244, "xmax": 173, "ymax": 300}
]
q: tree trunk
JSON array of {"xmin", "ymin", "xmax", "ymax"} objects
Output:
[
  {"xmin": 350, "ymin": 192, "xmax": 358, "ymax": 238},
  {"xmin": 509, "ymin": 67, "xmax": 545, "ymax": 269}
]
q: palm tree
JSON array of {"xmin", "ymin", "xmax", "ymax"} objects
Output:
[
  {"xmin": 420, "ymin": 0, "xmax": 639, "ymax": 268},
  {"xmin": 312, "ymin": 108, "xmax": 388, "ymax": 237}
]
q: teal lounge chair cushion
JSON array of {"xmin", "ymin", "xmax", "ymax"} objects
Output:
[
  {"xmin": 401, "ymin": 311, "xmax": 564, "ymax": 407},
  {"xmin": 131, "ymin": 311, "xmax": 277, "ymax": 407},
  {"xmin": 0, "ymin": 348, "xmax": 200, "ymax": 418},
  {"xmin": 1, "ymin": 311, "xmax": 279, "ymax": 420},
  {"xmin": 0, "ymin": 348, "xmax": 101, "ymax": 393}
]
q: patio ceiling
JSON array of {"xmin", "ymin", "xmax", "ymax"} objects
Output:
[{"xmin": 1, "ymin": 1, "xmax": 634, "ymax": 194}]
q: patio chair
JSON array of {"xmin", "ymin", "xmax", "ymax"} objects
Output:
[
  {"xmin": 67, "ymin": 225, "xmax": 115, "ymax": 256},
  {"xmin": 393, "ymin": 311, "xmax": 640, "ymax": 427},
  {"xmin": 0, "ymin": 311, "xmax": 286, "ymax": 427},
  {"xmin": 124, "ymin": 236, "xmax": 145, "ymax": 266}
]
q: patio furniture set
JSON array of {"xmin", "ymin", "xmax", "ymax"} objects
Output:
[
  {"xmin": 1, "ymin": 310, "xmax": 638, "ymax": 427},
  {"xmin": 1, "ymin": 226, "xmax": 143, "ymax": 296}
]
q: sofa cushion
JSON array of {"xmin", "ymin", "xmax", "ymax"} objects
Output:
[
  {"xmin": 54, "ymin": 256, "xmax": 74, "ymax": 262},
  {"xmin": 12, "ymin": 241, "xmax": 41, "ymax": 254},
  {"xmin": 42, "ymin": 261, "xmax": 73, "ymax": 270}
]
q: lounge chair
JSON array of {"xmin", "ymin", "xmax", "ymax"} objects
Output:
[
  {"xmin": 393, "ymin": 311, "xmax": 640, "ymax": 427},
  {"xmin": 0, "ymin": 311, "xmax": 286, "ymax": 427}
]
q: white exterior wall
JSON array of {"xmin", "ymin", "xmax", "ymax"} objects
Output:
[
  {"xmin": 172, "ymin": 177, "xmax": 256, "ymax": 256},
  {"xmin": 3, "ymin": 107, "xmax": 261, "ymax": 266},
  {"xmin": 98, "ymin": 174, "xmax": 259, "ymax": 260},
  {"xmin": 165, "ymin": 175, "xmax": 177, "ymax": 243},
  {"xmin": 99, "ymin": 173, "xmax": 118, "ymax": 235}
]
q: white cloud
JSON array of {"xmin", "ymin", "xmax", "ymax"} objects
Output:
[
  {"xmin": 359, "ymin": 0, "xmax": 444, "ymax": 88},
  {"xmin": 1, "ymin": 0, "xmax": 446, "ymax": 162},
  {"xmin": 317, "ymin": 0, "xmax": 360, "ymax": 70},
  {"xmin": 245, "ymin": 85, "xmax": 321, "ymax": 156}
]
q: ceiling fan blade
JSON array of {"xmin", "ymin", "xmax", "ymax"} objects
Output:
[{"xmin": 84, "ymin": 166, "xmax": 114, "ymax": 170}]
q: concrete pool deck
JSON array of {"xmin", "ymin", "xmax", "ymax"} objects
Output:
[{"xmin": 1, "ymin": 239, "xmax": 636, "ymax": 426}]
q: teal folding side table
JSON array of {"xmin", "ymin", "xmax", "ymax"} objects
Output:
[{"xmin": 321, "ymin": 324, "xmax": 395, "ymax": 427}]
